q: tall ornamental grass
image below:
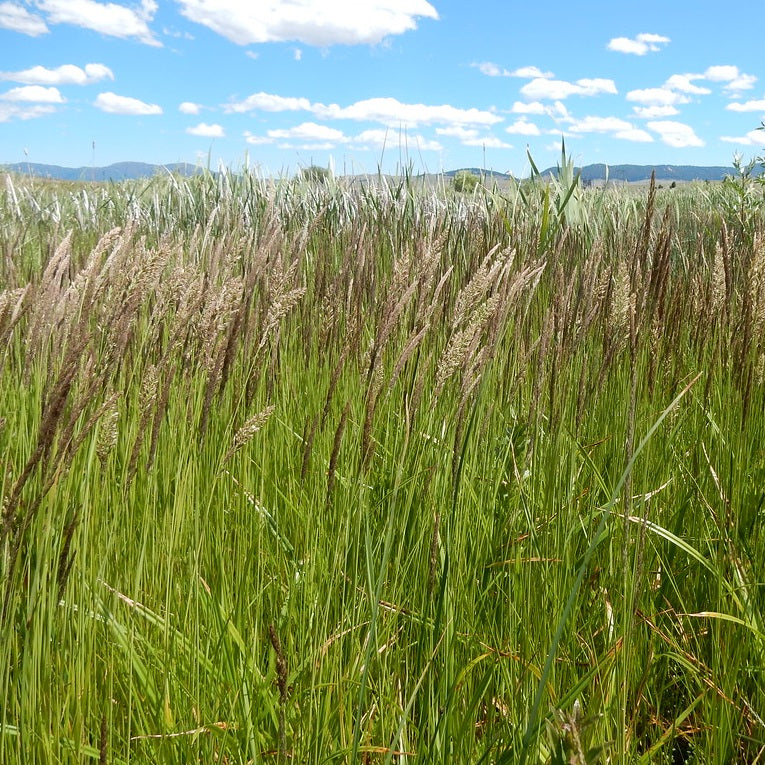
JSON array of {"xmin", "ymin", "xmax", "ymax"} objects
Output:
[{"xmin": 1, "ymin": 167, "xmax": 764, "ymax": 763}]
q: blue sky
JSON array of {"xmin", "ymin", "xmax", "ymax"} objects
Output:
[{"xmin": 2, "ymin": 0, "xmax": 765, "ymax": 175}]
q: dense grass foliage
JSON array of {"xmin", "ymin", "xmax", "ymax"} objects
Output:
[{"xmin": 1, "ymin": 168, "xmax": 764, "ymax": 764}]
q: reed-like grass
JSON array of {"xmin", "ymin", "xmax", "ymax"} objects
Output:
[{"xmin": 1, "ymin": 166, "xmax": 764, "ymax": 763}]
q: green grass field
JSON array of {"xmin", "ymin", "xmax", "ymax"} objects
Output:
[{"xmin": 1, "ymin": 165, "xmax": 764, "ymax": 763}]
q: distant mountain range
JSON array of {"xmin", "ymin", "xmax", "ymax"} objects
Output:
[
  {"xmin": 1, "ymin": 160, "xmax": 762, "ymax": 183},
  {"xmin": 0, "ymin": 161, "xmax": 203, "ymax": 182},
  {"xmin": 539, "ymin": 163, "xmax": 763, "ymax": 182},
  {"xmin": 446, "ymin": 164, "xmax": 763, "ymax": 183}
]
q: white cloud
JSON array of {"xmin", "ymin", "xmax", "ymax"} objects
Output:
[
  {"xmin": 462, "ymin": 136, "xmax": 512, "ymax": 149},
  {"xmin": 225, "ymin": 91, "xmax": 312, "ymax": 113},
  {"xmin": 179, "ymin": 101, "xmax": 201, "ymax": 114},
  {"xmin": 244, "ymin": 124, "xmax": 442, "ymax": 152},
  {"xmin": 268, "ymin": 122, "xmax": 346, "ymax": 141},
  {"xmin": 632, "ymin": 105, "xmax": 679, "ymax": 118},
  {"xmin": 608, "ymin": 32, "xmax": 670, "ymax": 55},
  {"xmin": 704, "ymin": 65, "xmax": 757, "ymax": 92},
  {"xmin": 476, "ymin": 62, "xmax": 506, "ymax": 77},
  {"xmin": 568, "ymin": 115, "xmax": 634, "ymax": 133},
  {"xmin": 720, "ymin": 129, "xmax": 765, "ymax": 147},
  {"xmin": 347, "ymin": 128, "xmax": 389, "ymax": 148},
  {"xmin": 228, "ymin": 92, "xmax": 501, "ymax": 131},
  {"xmin": 510, "ymin": 101, "xmax": 546, "ymax": 115},
  {"xmin": 1, "ymin": 85, "xmax": 64, "ymax": 102},
  {"xmin": 275, "ymin": 142, "xmax": 336, "ymax": 150},
  {"xmin": 566, "ymin": 115, "xmax": 653, "ymax": 142},
  {"xmin": 243, "ymin": 132, "xmax": 272, "ymax": 145},
  {"xmin": 94, "ymin": 91, "xmax": 162, "ymax": 115},
  {"xmin": 0, "ymin": 103, "xmax": 56, "ymax": 122},
  {"xmin": 614, "ymin": 128, "xmax": 653, "ymax": 142},
  {"xmin": 343, "ymin": 129, "xmax": 441, "ymax": 151},
  {"xmin": 626, "ymin": 87, "xmax": 691, "ymax": 107},
  {"xmin": 476, "ymin": 63, "xmax": 553, "ymax": 79},
  {"xmin": 664, "ymin": 74, "xmax": 710, "ymax": 95},
  {"xmin": 436, "ymin": 126, "xmax": 478, "ymax": 140},
  {"xmin": 163, "ymin": 25, "xmax": 194, "ymax": 39},
  {"xmin": 726, "ymin": 99, "xmax": 765, "ymax": 112},
  {"xmin": 577, "ymin": 79, "xmax": 618, "ymax": 96},
  {"xmin": 436, "ymin": 125, "xmax": 512, "ymax": 148},
  {"xmin": 313, "ymin": 97, "xmax": 502, "ymax": 127},
  {"xmin": 726, "ymin": 74, "xmax": 757, "ymax": 92},
  {"xmin": 505, "ymin": 118, "xmax": 540, "ymax": 136},
  {"xmin": 520, "ymin": 77, "xmax": 616, "ymax": 100},
  {"xmin": 176, "ymin": 0, "xmax": 438, "ymax": 46},
  {"xmin": 410, "ymin": 136, "xmax": 442, "ymax": 151},
  {"xmin": 186, "ymin": 122, "xmax": 225, "ymax": 137},
  {"xmin": 509, "ymin": 65, "xmax": 554, "ymax": 79},
  {"xmin": 37, "ymin": 0, "xmax": 160, "ymax": 46},
  {"xmin": 704, "ymin": 65, "xmax": 740, "ymax": 82},
  {"xmin": 0, "ymin": 63, "xmax": 113, "ymax": 85},
  {"xmin": 647, "ymin": 120, "xmax": 704, "ymax": 148},
  {"xmin": 0, "ymin": 1, "xmax": 48, "ymax": 35},
  {"xmin": 293, "ymin": 48, "xmax": 302, "ymax": 61}
]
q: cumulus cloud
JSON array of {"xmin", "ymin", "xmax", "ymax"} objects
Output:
[
  {"xmin": 505, "ymin": 118, "xmax": 540, "ymax": 136},
  {"xmin": 245, "ymin": 124, "xmax": 445, "ymax": 152},
  {"xmin": 313, "ymin": 97, "xmax": 503, "ymax": 127},
  {"xmin": 94, "ymin": 91, "xmax": 162, "ymax": 115},
  {"xmin": 462, "ymin": 136, "xmax": 512, "ymax": 149},
  {"xmin": 1, "ymin": 85, "xmax": 64, "ymax": 102},
  {"xmin": 436, "ymin": 126, "xmax": 478, "ymax": 139},
  {"xmin": 476, "ymin": 63, "xmax": 553, "ymax": 79},
  {"xmin": 0, "ymin": 63, "xmax": 113, "ymax": 85},
  {"xmin": 225, "ymin": 92, "xmax": 312, "ymax": 113},
  {"xmin": 347, "ymin": 131, "xmax": 443, "ymax": 152},
  {"xmin": 568, "ymin": 115, "xmax": 634, "ymax": 133},
  {"xmin": 704, "ymin": 65, "xmax": 740, "ymax": 82},
  {"xmin": 614, "ymin": 128, "xmax": 654, "ymax": 142},
  {"xmin": 475, "ymin": 62, "xmax": 508, "ymax": 77},
  {"xmin": 244, "ymin": 125, "xmax": 442, "ymax": 152},
  {"xmin": 704, "ymin": 65, "xmax": 757, "ymax": 92},
  {"xmin": 0, "ymin": 1, "xmax": 48, "ymax": 35},
  {"xmin": 510, "ymin": 101, "xmax": 546, "ymax": 115},
  {"xmin": 664, "ymin": 74, "xmax": 710, "ymax": 95},
  {"xmin": 242, "ymin": 132, "xmax": 272, "ymax": 145},
  {"xmin": 626, "ymin": 87, "xmax": 691, "ymax": 107},
  {"xmin": 435, "ymin": 125, "xmax": 511, "ymax": 148},
  {"xmin": 37, "ymin": 0, "xmax": 160, "ymax": 46},
  {"xmin": 567, "ymin": 115, "xmax": 653, "ymax": 142},
  {"xmin": 0, "ymin": 103, "xmax": 56, "ymax": 122},
  {"xmin": 179, "ymin": 101, "xmax": 202, "ymax": 114},
  {"xmin": 509, "ymin": 65, "xmax": 554, "ymax": 79},
  {"xmin": 406, "ymin": 135, "xmax": 442, "ymax": 151},
  {"xmin": 726, "ymin": 99, "xmax": 765, "ymax": 112},
  {"xmin": 229, "ymin": 92, "xmax": 504, "ymax": 128},
  {"xmin": 632, "ymin": 105, "xmax": 679, "ymax": 118},
  {"xmin": 176, "ymin": 0, "xmax": 438, "ymax": 46},
  {"xmin": 186, "ymin": 122, "xmax": 225, "ymax": 137},
  {"xmin": 720, "ymin": 129, "xmax": 765, "ymax": 147},
  {"xmin": 268, "ymin": 122, "xmax": 346, "ymax": 141},
  {"xmin": 607, "ymin": 32, "xmax": 669, "ymax": 55},
  {"xmin": 647, "ymin": 120, "xmax": 704, "ymax": 148},
  {"xmin": 520, "ymin": 77, "xmax": 616, "ymax": 100},
  {"xmin": 725, "ymin": 74, "xmax": 758, "ymax": 91}
]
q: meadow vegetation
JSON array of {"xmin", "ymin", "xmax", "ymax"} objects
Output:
[{"xmin": 1, "ymin": 159, "xmax": 764, "ymax": 763}]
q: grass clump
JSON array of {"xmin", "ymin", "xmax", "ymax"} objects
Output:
[{"xmin": 1, "ymin": 166, "xmax": 764, "ymax": 763}]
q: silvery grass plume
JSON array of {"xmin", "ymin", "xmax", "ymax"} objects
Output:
[{"xmin": 224, "ymin": 405, "xmax": 275, "ymax": 462}]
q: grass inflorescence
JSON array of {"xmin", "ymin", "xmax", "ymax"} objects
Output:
[{"xmin": 1, "ymin": 166, "xmax": 764, "ymax": 763}]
